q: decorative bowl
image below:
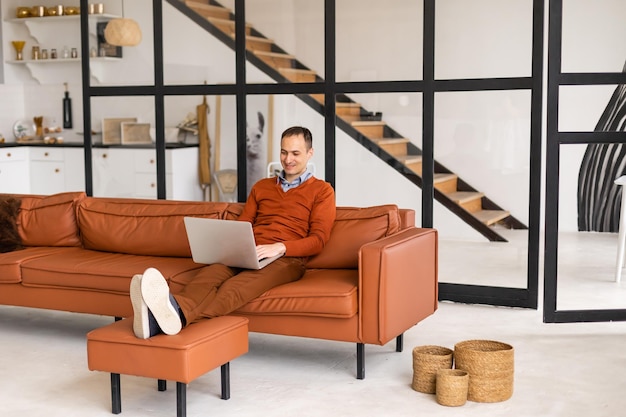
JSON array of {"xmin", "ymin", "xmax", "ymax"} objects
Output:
[
  {"xmin": 64, "ymin": 6, "xmax": 80, "ymax": 15},
  {"xmin": 16, "ymin": 7, "xmax": 31, "ymax": 18}
]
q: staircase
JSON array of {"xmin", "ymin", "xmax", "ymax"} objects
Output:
[{"xmin": 170, "ymin": 0, "xmax": 527, "ymax": 242}]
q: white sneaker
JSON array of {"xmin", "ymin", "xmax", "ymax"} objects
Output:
[
  {"xmin": 130, "ymin": 274, "xmax": 152, "ymax": 339},
  {"xmin": 140, "ymin": 267, "xmax": 182, "ymax": 336}
]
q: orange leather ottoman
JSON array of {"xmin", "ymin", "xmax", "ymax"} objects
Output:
[{"xmin": 87, "ymin": 316, "xmax": 249, "ymax": 416}]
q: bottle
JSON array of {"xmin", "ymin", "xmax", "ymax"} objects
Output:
[{"xmin": 63, "ymin": 83, "xmax": 73, "ymax": 129}]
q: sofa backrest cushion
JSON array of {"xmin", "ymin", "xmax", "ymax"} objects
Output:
[
  {"xmin": 306, "ymin": 204, "xmax": 401, "ymax": 269},
  {"xmin": 18, "ymin": 192, "xmax": 85, "ymax": 247},
  {"xmin": 77, "ymin": 197, "xmax": 231, "ymax": 257}
]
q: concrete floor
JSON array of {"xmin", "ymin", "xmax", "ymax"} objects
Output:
[{"xmin": 2, "ymin": 231, "xmax": 626, "ymax": 416}]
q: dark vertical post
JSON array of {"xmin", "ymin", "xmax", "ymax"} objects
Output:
[
  {"xmin": 235, "ymin": 0, "xmax": 248, "ymax": 202},
  {"xmin": 79, "ymin": 0, "xmax": 93, "ymax": 196},
  {"xmin": 543, "ymin": 0, "xmax": 563, "ymax": 322},
  {"xmin": 324, "ymin": 0, "xmax": 336, "ymax": 188},
  {"xmin": 153, "ymin": 0, "xmax": 166, "ymax": 199},
  {"xmin": 526, "ymin": 0, "xmax": 545, "ymax": 309},
  {"xmin": 421, "ymin": 0, "xmax": 435, "ymax": 228}
]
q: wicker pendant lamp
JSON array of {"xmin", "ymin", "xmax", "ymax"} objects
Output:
[{"xmin": 104, "ymin": 1, "xmax": 142, "ymax": 47}]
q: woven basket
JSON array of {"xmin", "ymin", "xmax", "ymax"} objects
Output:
[
  {"xmin": 436, "ymin": 369, "xmax": 469, "ymax": 407},
  {"xmin": 411, "ymin": 345, "xmax": 453, "ymax": 394},
  {"xmin": 454, "ymin": 340, "xmax": 514, "ymax": 403}
]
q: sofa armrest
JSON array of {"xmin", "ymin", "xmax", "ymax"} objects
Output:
[{"xmin": 358, "ymin": 227, "xmax": 438, "ymax": 345}]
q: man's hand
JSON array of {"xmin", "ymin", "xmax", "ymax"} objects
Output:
[{"xmin": 256, "ymin": 243, "xmax": 286, "ymax": 260}]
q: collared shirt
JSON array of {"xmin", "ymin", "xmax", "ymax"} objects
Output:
[{"xmin": 277, "ymin": 169, "xmax": 313, "ymax": 192}]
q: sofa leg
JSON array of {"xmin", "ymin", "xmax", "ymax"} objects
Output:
[
  {"xmin": 110, "ymin": 373, "xmax": 121, "ymax": 414},
  {"xmin": 396, "ymin": 334, "xmax": 404, "ymax": 352},
  {"xmin": 158, "ymin": 379, "xmax": 167, "ymax": 391},
  {"xmin": 221, "ymin": 362, "xmax": 231, "ymax": 400},
  {"xmin": 176, "ymin": 382, "xmax": 187, "ymax": 417},
  {"xmin": 356, "ymin": 343, "xmax": 365, "ymax": 380}
]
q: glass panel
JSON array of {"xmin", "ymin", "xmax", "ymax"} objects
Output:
[
  {"xmin": 559, "ymin": 85, "xmax": 622, "ymax": 132},
  {"xmin": 95, "ymin": 1, "xmax": 154, "ymax": 86},
  {"xmin": 163, "ymin": 0, "xmax": 235, "ymax": 85},
  {"xmin": 335, "ymin": 92, "xmax": 423, "ymax": 211},
  {"xmin": 336, "ymin": 0, "xmax": 422, "ymax": 82},
  {"xmin": 557, "ymin": 144, "xmax": 626, "ymax": 310},
  {"xmin": 562, "ymin": 0, "xmax": 626, "ymax": 73},
  {"xmin": 271, "ymin": 94, "xmax": 326, "ymax": 177},
  {"xmin": 435, "ymin": 0, "xmax": 533, "ymax": 80},
  {"xmin": 434, "ymin": 90, "xmax": 531, "ymax": 287},
  {"xmin": 90, "ymin": 96, "xmax": 155, "ymax": 198},
  {"xmin": 244, "ymin": 0, "xmax": 324, "ymax": 84}
]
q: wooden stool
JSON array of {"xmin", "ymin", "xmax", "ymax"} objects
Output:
[{"xmin": 87, "ymin": 316, "xmax": 248, "ymax": 417}]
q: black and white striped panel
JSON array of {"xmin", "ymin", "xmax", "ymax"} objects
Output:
[{"xmin": 577, "ymin": 82, "xmax": 626, "ymax": 232}]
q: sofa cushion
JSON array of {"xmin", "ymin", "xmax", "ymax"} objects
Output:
[
  {"xmin": 232, "ymin": 269, "xmax": 358, "ymax": 318},
  {"xmin": 17, "ymin": 192, "xmax": 85, "ymax": 247},
  {"xmin": 306, "ymin": 205, "xmax": 401, "ymax": 269},
  {"xmin": 20, "ymin": 248, "xmax": 204, "ymax": 293},
  {"xmin": 0, "ymin": 247, "xmax": 72, "ymax": 284},
  {"xmin": 77, "ymin": 198, "xmax": 231, "ymax": 257},
  {"xmin": 223, "ymin": 202, "xmax": 244, "ymax": 220},
  {"xmin": 0, "ymin": 196, "xmax": 22, "ymax": 253}
]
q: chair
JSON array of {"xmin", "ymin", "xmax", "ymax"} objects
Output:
[
  {"xmin": 615, "ymin": 176, "xmax": 626, "ymax": 282},
  {"xmin": 266, "ymin": 162, "xmax": 316, "ymax": 178},
  {"xmin": 212, "ymin": 169, "xmax": 238, "ymax": 202}
]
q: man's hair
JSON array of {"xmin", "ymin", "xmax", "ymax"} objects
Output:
[{"xmin": 281, "ymin": 126, "xmax": 313, "ymax": 150}]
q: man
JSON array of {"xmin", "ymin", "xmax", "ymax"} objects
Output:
[{"xmin": 130, "ymin": 126, "xmax": 336, "ymax": 338}]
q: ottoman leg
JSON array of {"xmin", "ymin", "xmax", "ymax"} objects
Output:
[
  {"xmin": 176, "ymin": 382, "xmax": 186, "ymax": 417},
  {"xmin": 111, "ymin": 373, "xmax": 121, "ymax": 414},
  {"xmin": 220, "ymin": 362, "xmax": 230, "ymax": 400}
]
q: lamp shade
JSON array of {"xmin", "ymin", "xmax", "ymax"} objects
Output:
[{"xmin": 104, "ymin": 18, "xmax": 142, "ymax": 47}]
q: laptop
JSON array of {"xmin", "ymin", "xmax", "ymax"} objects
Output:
[{"xmin": 183, "ymin": 217, "xmax": 283, "ymax": 269}]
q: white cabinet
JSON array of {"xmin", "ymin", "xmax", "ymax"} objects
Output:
[
  {"xmin": 92, "ymin": 147, "xmax": 203, "ymax": 201},
  {"xmin": 92, "ymin": 148, "xmax": 135, "ymax": 198},
  {"xmin": 0, "ymin": 146, "xmax": 85, "ymax": 195},
  {"xmin": 29, "ymin": 147, "xmax": 65, "ymax": 194},
  {"xmin": 0, "ymin": 147, "xmax": 29, "ymax": 193}
]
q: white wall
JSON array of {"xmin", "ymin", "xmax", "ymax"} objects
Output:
[{"xmin": 2, "ymin": 0, "xmax": 626, "ymax": 235}]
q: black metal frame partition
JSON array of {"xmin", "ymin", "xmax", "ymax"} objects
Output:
[
  {"xmin": 544, "ymin": 0, "xmax": 626, "ymax": 323},
  {"xmin": 79, "ymin": 0, "xmax": 543, "ymax": 309}
]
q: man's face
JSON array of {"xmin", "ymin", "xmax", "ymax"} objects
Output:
[{"xmin": 280, "ymin": 133, "xmax": 313, "ymax": 182}]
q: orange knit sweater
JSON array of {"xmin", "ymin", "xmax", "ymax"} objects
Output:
[{"xmin": 237, "ymin": 176, "xmax": 336, "ymax": 257}]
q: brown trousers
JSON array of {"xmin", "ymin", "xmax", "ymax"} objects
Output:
[{"xmin": 173, "ymin": 256, "xmax": 306, "ymax": 325}]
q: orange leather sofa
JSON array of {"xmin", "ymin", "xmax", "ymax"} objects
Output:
[{"xmin": 0, "ymin": 191, "xmax": 438, "ymax": 379}]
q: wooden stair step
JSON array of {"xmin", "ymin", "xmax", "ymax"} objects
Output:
[
  {"xmin": 278, "ymin": 68, "xmax": 317, "ymax": 83},
  {"xmin": 336, "ymin": 103, "xmax": 362, "ymax": 121},
  {"xmin": 473, "ymin": 209, "xmax": 511, "ymax": 226},
  {"xmin": 351, "ymin": 121, "xmax": 386, "ymax": 139},
  {"xmin": 244, "ymin": 35, "xmax": 274, "ymax": 52},
  {"xmin": 398, "ymin": 155, "xmax": 422, "ymax": 174},
  {"xmin": 254, "ymin": 50, "xmax": 296, "ymax": 69},
  {"xmin": 207, "ymin": 17, "xmax": 252, "ymax": 36},
  {"xmin": 447, "ymin": 191, "xmax": 485, "ymax": 213},
  {"xmin": 309, "ymin": 94, "xmax": 325, "ymax": 104},
  {"xmin": 433, "ymin": 173, "xmax": 458, "ymax": 194},
  {"xmin": 371, "ymin": 137, "xmax": 409, "ymax": 157},
  {"xmin": 185, "ymin": 1, "xmax": 232, "ymax": 19}
]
